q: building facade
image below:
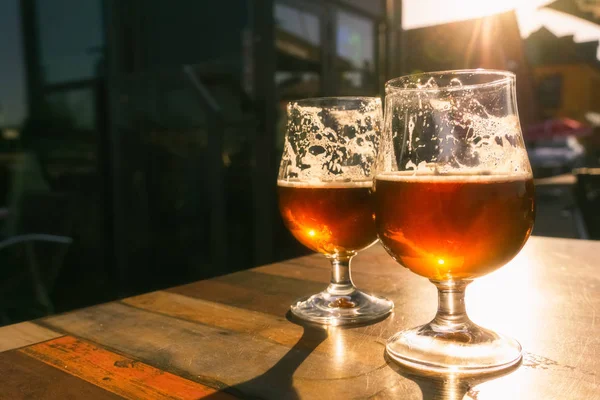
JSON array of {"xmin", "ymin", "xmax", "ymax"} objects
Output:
[{"xmin": 19, "ymin": 0, "xmax": 392, "ymax": 301}]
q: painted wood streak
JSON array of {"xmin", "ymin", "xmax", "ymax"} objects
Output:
[{"xmin": 20, "ymin": 336, "xmax": 236, "ymax": 400}]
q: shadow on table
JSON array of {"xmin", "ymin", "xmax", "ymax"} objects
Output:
[
  {"xmin": 202, "ymin": 311, "xmax": 390, "ymax": 399},
  {"xmin": 200, "ymin": 312, "xmax": 325, "ymax": 399},
  {"xmin": 385, "ymin": 353, "xmax": 522, "ymax": 400}
]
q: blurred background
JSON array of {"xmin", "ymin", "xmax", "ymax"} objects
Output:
[{"xmin": 0, "ymin": 0, "xmax": 598, "ymax": 325}]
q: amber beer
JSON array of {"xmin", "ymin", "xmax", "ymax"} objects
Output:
[
  {"xmin": 374, "ymin": 173, "xmax": 535, "ymax": 280},
  {"xmin": 278, "ymin": 181, "xmax": 377, "ymax": 256}
]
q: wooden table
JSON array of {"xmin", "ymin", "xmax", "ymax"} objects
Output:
[{"xmin": 0, "ymin": 237, "xmax": 598, "ymax": 399}]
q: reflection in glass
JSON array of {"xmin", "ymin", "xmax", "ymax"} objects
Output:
[
  {"xmin": 374, "ymin": 70, "xmax": 535, "ymax": 372},
  {"xmin": 275, "ymin": 4, "xmax": 320, "ymax": 46},
  {"xmin": 36, "ymin": 0, "xmax": 104, "ymax": 84},
  {"xmin": 336, "ymin": 10, "xmax": 375, "ymax": 95},
  {"xmin": 45, "ymin": 88, "xmax": 96, "ymax": 130},
  {"xmin": 388, "ymin": 358, "xmax": 521, "ymax": 400},
  {"xmin": 275, "ymin": 2, "xmax": 321, "ymax": 99},
  {"xmin": 278, "ymin": 97, "xmax": 393, "ymax": 325},
  {"xmin": 275, "ymin": 3, "xmax": 323, "ymax": 152}
]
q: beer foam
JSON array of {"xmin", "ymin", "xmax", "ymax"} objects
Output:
[
  {"xmin": 279, "ymin": 98, "xmax": 382, "ymax": 182},
  {"xmin": 382, "ymin": 73, "xmax": 532, "ymax": 176},
  {"xmin": 277, "ymin": 179, "xmax": 372, "ymax": 188},
  {"xmin": 375, "ymin": 171, "xmax": 532, "ymax": 183}
]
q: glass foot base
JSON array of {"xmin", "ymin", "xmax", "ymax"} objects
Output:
[
  {"xmin": 386, "ymin": 321, "xmax": 522, "ymax": 374},
  {"xmin": 290, "ymin": 289, "xmax": 393, "ymax": 326}
]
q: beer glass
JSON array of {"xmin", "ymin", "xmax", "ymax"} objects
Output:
[
  {"xmin": 374, "ymin": 70, "xmax": 535, "ymax": 372},
  {"xmin": 278, "ymin": 97, "xmax": 394, "ymax": 325}
]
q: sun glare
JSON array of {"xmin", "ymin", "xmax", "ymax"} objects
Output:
[
  {"xmin": 403, "ymin": 0, "xmax": 600, "ymax": 59},
  {"xmin": 403, "ymin": 0, "xmax": 520, "ymax": 30}
]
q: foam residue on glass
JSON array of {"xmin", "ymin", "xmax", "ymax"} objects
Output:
[
  {"xmin": 382, "ymin": 74, "xmax": 531, "ymax": 177},
  {"xmin": 279, "ymin": 99, "xmax": 382, "ymax": 184}
]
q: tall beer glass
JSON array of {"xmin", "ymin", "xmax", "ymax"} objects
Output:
[
  {"xmin": 374, "ymin": 70, "xmax": 535, "ymax": 372},
  {"xmin": 278, "ymin": 97, "xmax": 393, "ymax": 325}
]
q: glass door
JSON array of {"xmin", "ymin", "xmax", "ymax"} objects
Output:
[
  {"xmin": 274, "ymin": 0, "xmax": 327, "ymax": 152},
  {"xmin": 335, "ymin": 9, "xmax": 378, "ymax": 95},
  {"xmin": 19, "ymin": 0, "xmax": 113, "ymax": 310}
]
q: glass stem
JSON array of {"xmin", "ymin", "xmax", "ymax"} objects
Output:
[
  {"xmin": 327, "ymin": 256, "xmax": 356, "ymax": 296},
  {"xmin": 431, "ymin": 280, "xmax": 472, "ymax": 328}
]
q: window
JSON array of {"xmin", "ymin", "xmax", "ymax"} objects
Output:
[
  {"xmin": 36, "ymin": 0, "xmax": 104, "ymax": 84},
  {"xmin": 336, "ymin": 10, "xmax": 375, "ymax": 94}
]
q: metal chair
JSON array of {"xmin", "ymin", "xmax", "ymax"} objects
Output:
[{"xmin": 0, "ymin": 192, "xmax": 74, "ymax": 324}]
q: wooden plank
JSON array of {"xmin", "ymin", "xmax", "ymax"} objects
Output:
[
  {"xmin": 0, "ymin": 237, "xmax": 597, "ymax": 399},
  {"xmin": 169, "ymin": 270, "xmax": 324, "ymax": 316},
  {"xmin": 0, "ymin": 321, "xmax": 62, "ymax": 352},
  {"xmin": 41, "ymin": 302, "xmax": 401, "ymax": 399},
  {"xmin": 255, "ymin": 261, "xmax": 404, "ymax": 295},
  {"xmin": 255, "ymin": 259, "xmax": 332, "ymax": 282},
  {"xmin": 373, "ymin": 361, "xmax": 600, "ymax": 400},
  {"xmin": 124, "ymin": 291, "xmax": 303, "ymax": 348},
  {"xmin": 123, "ymin": 291, "xmax": 384, "ymax": 366},
  {"xmin": 0, "ymin": 350, "xmax": 123, "ymax": 399},
  {"xmin": 21, "ymin": 336, "xmax": 234, "ymax": 400},
  {"xmin": 170, "ymin": 249, "xmax": 406, "ymax": 317},
  {"xmin": 216, "ymin": 270, "xmax": 324, "ymax": 297},
  {"xmin": 169, "ymin": 257, "xmax": 430, "ymax": 344},
  {"xmin": 169, "ymin": 280, "xmax": 291, "ymax": 317}
]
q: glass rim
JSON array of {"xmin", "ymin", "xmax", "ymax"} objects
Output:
[
  {"xmin": 288, "ymin": 96, "xmax": 381, "ymax": 109},
  {"xmin": 385, "ymin": 69, "xmax": 515, "ymax": 94}
]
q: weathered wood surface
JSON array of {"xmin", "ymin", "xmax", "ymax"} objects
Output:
[
  {"xmin": 0, "ymin": 236, "xmax": 598, "ymax": 399},
  {"xmin": 0, "ymin": 321, "xmax": 61, "ymax": 352}
]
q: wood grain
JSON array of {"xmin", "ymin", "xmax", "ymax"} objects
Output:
[
  {"xmin": 40, "ymin": 302, "xmax": 399, "ymax": 399},
  {"xmin": 0, "ymin": 237, "xmax": 598, "ymax": 399},
  {"xmin": 169, "ymin": 270, "xmax": 324, "ymax": 316},
  {"xmin": 0, "ymin": 350, "xmax": 122, "ymax": 399},
  {"xmin": 0, "ymin": 321, "xmax": 62, "ymax": 352},
  {"xmin": 21, "ymin": 336, "xmax": 234, "ymax": 400},
  {"xmin": 123, "ymin": 291, "xmax": 385, "ymax": 366},
  {"xmin": 255, "ymin": 260, "xmax": 403, "ymax": 295}
]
